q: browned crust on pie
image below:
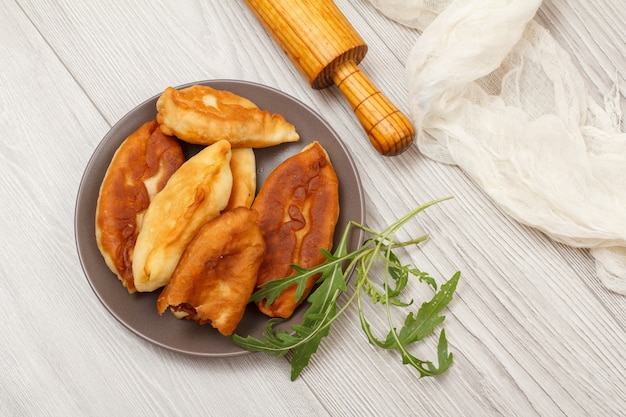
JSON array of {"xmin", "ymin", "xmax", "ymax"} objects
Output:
[
  {"xmin": 156, "ymin": 207, "xmax": 266, "ymax": 336},
  {"xmin": 95, "ymin": 121, "xmax": 184, "ymax": 293},
  {"xmin": 156, "ymin": 85, "xmax": 300, "ymax": 148},
  {"xmin": 132, "ymin": 139, "xmax": 233, "ymax": 292},
  {"xmin": 252, "ymin": 141, "xmax": 340, "ymax": 318},
  {"xmin": 223, "ymin": 148, "xmax": 256, "ymax": 211}
]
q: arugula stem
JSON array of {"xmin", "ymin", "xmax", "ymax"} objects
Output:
[{"xmin": 232, "ymin": 197, "xmax": 459, "ymax": 380}]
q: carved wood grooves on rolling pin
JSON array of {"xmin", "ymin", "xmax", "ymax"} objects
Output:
[
  {"xmin": 333, "ymin": 61, "xmax": 415, "ymax": 155},
  {"xmin": 245, "ymin": 0, "xmax": 415, "ymax": 155}
]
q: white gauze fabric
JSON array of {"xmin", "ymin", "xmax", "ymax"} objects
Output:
[{"xmin": 366, "ymin": 0, "xmax": 626, "ymax": 293}]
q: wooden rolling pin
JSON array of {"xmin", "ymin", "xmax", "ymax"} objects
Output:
[{"xmin": 245, "ymin": 0, "xmax": 415, "ymax": 156}]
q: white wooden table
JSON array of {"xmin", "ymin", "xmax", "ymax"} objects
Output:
[{"xmin": 2, "ymin": 1, "xmax": 625, "ymax": 415}]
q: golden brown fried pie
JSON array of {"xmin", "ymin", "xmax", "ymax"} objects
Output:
[
  {"xmin": 224, "ymin": 148, "xmax": 256, "ymax": 211},
  {"xmin": 157, "ymin": 207, "xmax": 266, "ymax": 336},
  {"xmin": 132, "ymin": 139, "xmax": 233, "ymax": 292},
  {"xmin": 95, "ymin": 120, "xmax": 184, "ymax": 293},
  {"xmin": 156, "ymin": 85, "xmax": 300, "ymax": 148},
  {"xmin": 252, "ymin": 141, "xmax": 340, "ymax": 318}
]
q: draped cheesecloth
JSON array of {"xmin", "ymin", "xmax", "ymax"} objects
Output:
[{"xmin": 366, "ymin": 0, "xmax": 626, "ymax": 293}]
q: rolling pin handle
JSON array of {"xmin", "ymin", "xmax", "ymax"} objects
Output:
[{"xmin": 332, "ymin": 60, "xmax": 415, "ymax": 156}]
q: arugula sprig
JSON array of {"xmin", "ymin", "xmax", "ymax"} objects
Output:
[{"xmin": 232, "ymin": 197, "xmax": 460, "ymax": 380}]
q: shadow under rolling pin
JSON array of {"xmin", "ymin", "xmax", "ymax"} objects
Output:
[{"xmin": 245, "ymin": 0, "xmax": 415, "ymax": 156}]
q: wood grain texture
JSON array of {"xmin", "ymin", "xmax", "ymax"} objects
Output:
[
  {"xmin": 2, "ymin": 0, "xmax": 625, "ymax": 415},
  {"xmin": 245, "ymin": 0, "xmax": 414, "ymax": 155}
]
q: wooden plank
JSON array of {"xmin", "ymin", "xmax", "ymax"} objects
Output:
[{"xmin": 2, "ymin": 0, "xmax": 625, "ymax": 415}]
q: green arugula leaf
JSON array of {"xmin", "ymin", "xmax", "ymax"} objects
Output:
[
  {"xmin": 231, "ymin": 197, "xmax": 460, "ymax": 381},
  {"xmin": 364, "ymin": 271, "xmax": 459, "ymax": 376},
  {"xmin": 396, "ymin": 271, "xmax": 460, "ymax": 347}
]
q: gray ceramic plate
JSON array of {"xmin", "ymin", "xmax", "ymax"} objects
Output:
[{"xmin": 75, "ymin": 80, "xmax": 365, "ymax": 357}]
